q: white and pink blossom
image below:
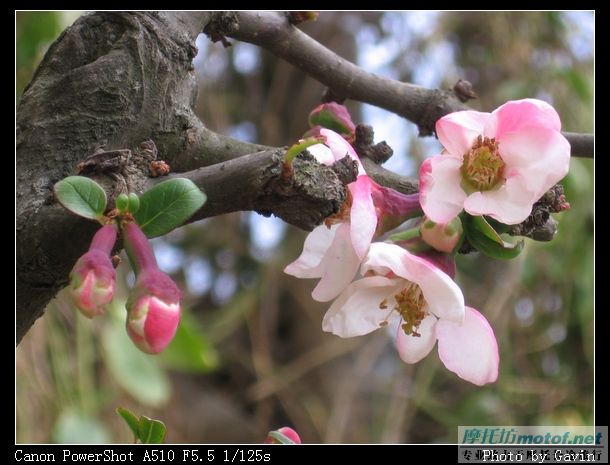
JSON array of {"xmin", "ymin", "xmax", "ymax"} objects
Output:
[
  {"xmin": 285, "ymin": 128, "xmax": 420, "ymax": 301},
  {"xmin": 322, "ymin": 242, "xmax": 498, "ymax": 385},
  {"xmin": 420, "ymin": 99, "xmax": 570, "ymax": 225}
]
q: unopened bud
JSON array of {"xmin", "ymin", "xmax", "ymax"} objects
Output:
[
  {"xmin": 264, "ymin": 427, "xmax": 301, "ymax": 444},
  {"xmin": 420, "ymin": 217, "xmax": 463, "ymax": 253}
]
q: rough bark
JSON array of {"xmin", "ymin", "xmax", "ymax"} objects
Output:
[{"xmin": 17, "ymin": 12, "xmax": 207, "ymax": 342}]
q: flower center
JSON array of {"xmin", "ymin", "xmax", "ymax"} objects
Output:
[
  {"xmin": 379, "ymin": 283, "xmax": 427, "ymax": 337},
  {"xmin": 460, "ymin": 135, "xmax": 505, "ymax": 192}
]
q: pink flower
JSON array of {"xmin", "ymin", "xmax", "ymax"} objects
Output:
[
  {"xmin": 264, "ymin": 427, "xmax": 302, "ymax": 444},
  {"xmin": 126, "ymin": 268, "xmax": 182, "ymax": 355},
  {"xmin": 322, "ymin": 242, "xmax": 498, "ymax": 385},
  {"xmin": 420, "ymin": 99, "xmax": 570, "ymax": 225},
  {"xmin": 69, "ymin": 224, "xmax": 118, "ymax": 318},
  {"xmin": 395, "ymin": 306, "xmax": 499, "ymax": 386},
  {"xmin": 123, "ymin": 222, "xmax": 182, "ymax": 354},
  {"xmin": 285, "ymin": 128, "xmax": 420, "ymax": 302}
]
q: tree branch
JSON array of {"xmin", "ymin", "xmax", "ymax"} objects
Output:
[
  {"xmin": 216, "ymin": 11, "xmax": 593, "ymax": 158},
  {"xmin": 149, "ymin": 149, "xmax": 357, "ymax": 231},
  {"xmin": 17, "ymin": 11, "xmax": 215, "ymax": 343}
]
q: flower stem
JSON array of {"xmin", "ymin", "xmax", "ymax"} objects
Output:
[
  {"xmin": 123, "ymin": 222, "xmax": 158, "ymax": 275},
  {"xmin": 89, "ymin": 224, "xmax": 118, "ymax": 254},
  {"xmin": 284, "ymin": 136, "xmax": 325, "ymax": 165},
  {"xmin": 388, "ymin": 227, "xmax": 421, "ymax": 243}
]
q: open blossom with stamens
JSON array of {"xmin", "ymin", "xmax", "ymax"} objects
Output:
[
  {"xmin": 69, "ymin": 224, "xmax": 118, "ymax": 318},
  {"xmin": 420, "ymin": 98, "xmax": 570, "ymax": 225},
  {"xmin": 322, "ymin": 242, "xmax": 498, "ymax": 385},
  {"xmin": 285, "ymin": 128, "xmax": 420, "ymax": 302}
]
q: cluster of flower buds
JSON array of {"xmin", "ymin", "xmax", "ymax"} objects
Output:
[{"xmin": 69, "ymin": 217, "xmax": 181, "ymax": 354}]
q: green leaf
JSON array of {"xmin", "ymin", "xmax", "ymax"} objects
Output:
[
  {"xmin": 133, "ymin": 178, "xmax": 206, "ymax": 238},
  {"xmin": 463, "ymin": 214, "xmax": 522, "ymax": 259},
  {"xmin": 116, "ymin": 407, "xmax": 139, "ymax": 438},
  {"xmin": 159, "ymin": 309, "xmax": 219, "ymax": 373},
  {"xmin": 52, "ymin": 410, "xmax": 110, "ymax": 444},
  {"xmin": 470, "ymin": 215, "xmax": 504, "ymax": 245},
  {"xmin": 54, "ymin": 176, "xmax": 107, "ymax": 221},
  {"xmin": 388, "ymin": 227, "xmax": 421, "ymax": 243},
  {"xmin": 137, "ymin": 416, "xmax": 167, "ymax": 444},
  {"xmin": 102, "ymin": 322, "xmax": 171, "ymax": 407},
  {"xmin": 466, "ymin": 224, "xmax": 524, "ymax": 260},
  {"xmin": 267, "ymin": 430, "xmax": 296, "ymax": 444},
  {"xmin": 484, "ymin": 216, "xmax": 511, "ymax": 234}
]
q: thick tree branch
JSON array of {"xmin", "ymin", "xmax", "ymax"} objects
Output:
[
  {"xmin": 217, "ymin": 11, "xmax": 593, "ymax": 158},
  {"xmin": 15, "ymin": 11, "xmax": 354, "ymax": 342},
  {"xmin": 17, "ymin": 11, "xmax": 216, "ymax": 342},
  {"xmin": 148, "ymin": 149, "xmax": 356, "ymax": 231}
]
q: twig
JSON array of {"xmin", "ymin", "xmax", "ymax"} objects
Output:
[{"xmin": 212, "ymin": 11, "xmax": 593, "ymax": 158}]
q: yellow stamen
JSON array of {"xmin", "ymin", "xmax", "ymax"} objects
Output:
[
  {"xmin": 378, "ymin": 283, "xmax": 427, "ymax": 336},
  {"xmin": 461, "ymin": 135, "xmax": 505, "ymax": 192}
]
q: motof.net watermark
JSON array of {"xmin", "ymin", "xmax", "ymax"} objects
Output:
[{"xmin": 458, "ymin": 426, "xmax": 604, "ymax": 446}]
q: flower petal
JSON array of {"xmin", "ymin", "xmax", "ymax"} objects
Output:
[
  {"xmin": 419, "ymin": 155, "xmax": 467, "ymax": 224},
  {"xmin": 436, "ymin": 307, "xmax": 499, "ymax": 385},
  {"xmin": 284, "ymin": 224, "xmax": 337, "ymax": 279},
  {"xmin": 463, "ymin": 176, "xmax": 536, "ymax": 225},
  {"xmin": 395, "ymin": 314, "xmax": 438, "ymax": 363},
  {"xmin": 312, "ymin": 223, "xmax": 361, "ymax": 302},
  {"xmin": 349, "ymin": 176, "xmax": 376, "ymax": 259},
  {"xmin": 307, "ymin": 143, "xmax": 337, "ymax": 166},
  {"xmin": 499, "ymin": 127, "xmax": 570, "ymax": 200},
  {"xmin": 436, "ymin": 110, "xmax": 490, "ymax": 156},
  {"xmin": 486, "ymin": 98, "xmax": 561, "ymax": 140},
  {"xmin": 322, "ymin": 276, "xmax": 400, "ymax": 337},
  {"xmin": 363, "ymin": 243, "xmax": 465, "ymax": 324},
  {"xmin": 142, "ymin": 298, "xmax": 181, "ymax": 354},
  {"xmin": 307, "ymin": 127, "xmax": 366, "ymax": 176}
]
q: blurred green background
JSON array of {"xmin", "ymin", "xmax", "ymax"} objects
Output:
[{"xmin": 16, "ymin": 11, "xmax": 594, "ymax": 443}]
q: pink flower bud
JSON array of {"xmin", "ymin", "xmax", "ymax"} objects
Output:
[
  {"xmin": 420, "ymin": 216, "xmax": 463, "ymax": 253},
  {"xmin": 69, "ymin": 224, "xmax": 118, "ymax": 318},
  {"xmin": 308, "ymin": 102, "xmax": 356, "ymax": 142},
  {"xmin": 264, "ymin": 427, "xmax": 302, "ymax": 444},
  {"xmin": 123, "ymin": 221, "xmax": 183, "ymax": 355},
  {"xmin": 126, "ymin": 268, "xmax": 182, "ymax": 355}
]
